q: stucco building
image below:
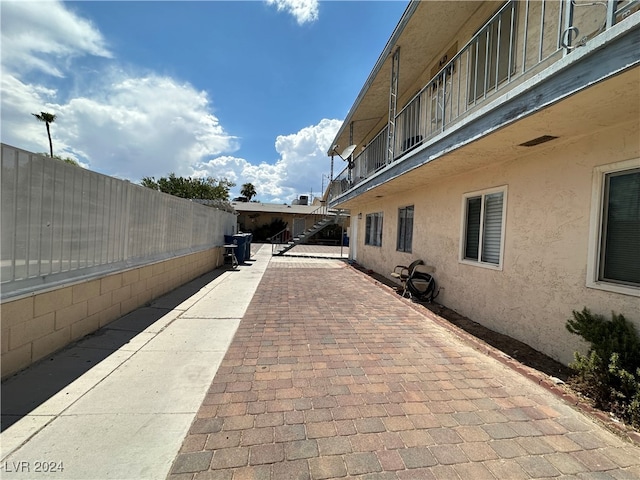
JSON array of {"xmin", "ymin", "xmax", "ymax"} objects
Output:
[{"xmin": 326, "ymin": 0, "xmax": 640, "ymax": 364}]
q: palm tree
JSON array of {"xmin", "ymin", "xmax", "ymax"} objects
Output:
[
  {"xmin": 32, "ymin": 111, "xmax": 57, "ymax": 157},
  {"xmin": 241, "ymin": 182, "xmax": 257, "ymax": 201}
]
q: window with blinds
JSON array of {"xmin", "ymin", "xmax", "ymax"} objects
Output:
[
  {"xmin": 365, "ymin": 212, "xmax": 383, "ymax": 247},
  {"xmin": 463, "ymin": 188, "xmax": 506, "ymax": 267},
  {"xmin": 599, "ymin": 168, "xmax": 640, "ymax": 286},
  {"xmin": 397, "ymin": 206, "xmax": 414, "ymax": 252}
]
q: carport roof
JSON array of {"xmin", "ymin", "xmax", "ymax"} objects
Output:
[{"xmin": 231, "ymin": 202, "xmax": 321, "ymax": 215}]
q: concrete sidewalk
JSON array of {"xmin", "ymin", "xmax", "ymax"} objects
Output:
[{"xmin": 1, "ymin": 244, "xmax": 272, "ymax": 479}]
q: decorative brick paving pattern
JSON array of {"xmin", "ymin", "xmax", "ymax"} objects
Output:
[
  {"xmin": 171, "ymin": 451, "xmax": 214, "ymax": 474},
  {"xmin": 168, "ymin": 259, "xmax": 640, "ymax": 479}
]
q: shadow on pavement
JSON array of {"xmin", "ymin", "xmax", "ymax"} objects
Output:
[{"xmin": 1, "ymin": 267, "xmax": 231, "ymax": 431}]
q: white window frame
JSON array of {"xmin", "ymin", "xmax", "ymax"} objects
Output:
[
  {"xmin": 586, "ymin": 158, "xmax": 640, "ymax": 297},
  {"xmin": 397, "ymin": 205, "xmax": 414, "ymax": 253},
  {"xmin": 459, "ymin": 185, "xmax": 507, "ymax": 270},
  {"xmin": 365, "ymin": 212, "xmax": 383, "ymax": 247}
]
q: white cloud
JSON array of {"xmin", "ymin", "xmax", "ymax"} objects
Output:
[
  {"xmin": 56, "ymin": 74, "xmax": 240, "ymax": 179},
  {"xmin": 195, "ymin": 119, "xmax": 342, "ymax": 203},
  {"xmin": 1, "ymin": 1, "xmax": 239, "ymax": 181},
  {"xmin": 265, "ymin": 0, "xmax": 319, "ymax": 25},
  {"xmin": 1, "ymin": 0, "xmax": 111, "ymax": 77},
  {"xmin": 0, "ymin": 73, "xmax": 62, "ymax": 154},
  {"xmin": 1, "ymin": 0, "xmax": 338, "ymax": 204},
  {"xmin": 1, "ymin": 68, "xmax": 239, "ymax": 180}
]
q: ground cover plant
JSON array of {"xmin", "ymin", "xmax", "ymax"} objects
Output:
[{"xmin": 566, "ymin": 308, "xmax": 640, "ymax": 429}]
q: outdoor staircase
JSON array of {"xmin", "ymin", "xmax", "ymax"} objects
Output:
[{"xmin": 272, "ymin": 209, "xmax": 348, "ymax": 256}]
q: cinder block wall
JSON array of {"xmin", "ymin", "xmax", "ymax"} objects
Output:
[{"xmin": 1, "ymin": 247, "xmax": 223, "ymax": 379}]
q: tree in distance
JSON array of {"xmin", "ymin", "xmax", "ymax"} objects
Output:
[
  {"xmin": 32, "ymin": 111, "xmax": 56, "ymax": 157},
  {"xmin": 42, "ymin": 154, "xmax": 80, "ymax": 166},
  {"xmin": 241, "ymin": 182, "xmax": 257, "ymax": 202},
  {"xmin": 141, "ymin": 173, "xmax": 235, "ymax": 201}
]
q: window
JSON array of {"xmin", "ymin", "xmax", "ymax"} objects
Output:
[
  {"xmin": 365, "ymin": 212, "xmax": 383, "ymax": 247},
  {"xmin": 589, "ymin": 164, "xmax": 640, "ymax": 292},
  {"xmin": 397, "ymin": 206, "xmax": 414, "ymax": 252},
  {"xmin": 469, "ymin": 3, "xmax": 517, "ymax": 102},
  {"xmin": 461, "ymin": 187, "xmax": 507, "ymax": 268}
]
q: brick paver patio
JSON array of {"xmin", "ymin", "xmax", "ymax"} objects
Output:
[{"xmin": 168, "ymin": 257, "xmax": 640, "ymax": 479}]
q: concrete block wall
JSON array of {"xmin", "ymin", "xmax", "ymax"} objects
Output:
[{"xmin": 1, "ymin": 247, "xmax": 223, "ymax": 379}]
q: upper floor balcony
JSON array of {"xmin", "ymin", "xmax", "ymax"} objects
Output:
[{"xmin": 327, "ymin": 0, "xmax": 640, "ymax": 204}]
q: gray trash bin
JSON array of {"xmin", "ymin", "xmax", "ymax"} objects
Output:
[
  {"xmin": 243, "ymin": 233, "xmax": 253, "ymax": 261},
  {"xmin": 231, "ymin": 234, "xmax": 247, "ymax": 264}
]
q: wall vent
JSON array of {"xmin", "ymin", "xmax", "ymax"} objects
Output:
[{"xmin": 519, "ymin": 135, "xmax": 558, "ymax": 147}]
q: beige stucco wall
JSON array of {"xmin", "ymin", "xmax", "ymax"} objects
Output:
[
  {"xmin": 353, "ymin": 122, "xmax": 640, "ymax": 365},
  {"xmin": 1, "ymin": 247, "xmax": 224, "ymax": 378}
]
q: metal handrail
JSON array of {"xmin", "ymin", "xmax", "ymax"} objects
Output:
[
  {"xmin": 351, "ymin": 125, "xmax": 389, "ymax": 183},
  {"xmin": 327, "ymin": 0, "xmax": 638, "ymax": 203},
  {"xmin": 269, "ymin": 203, "xmax": 332, "ymax": 254}
]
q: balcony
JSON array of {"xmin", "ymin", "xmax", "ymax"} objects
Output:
[{"xmin": 328, "ymin": 0, "xmax": 640, "ymax": 203}]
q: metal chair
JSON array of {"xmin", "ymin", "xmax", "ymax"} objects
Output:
[
  {"xmin": 405, "ymin": 264, "xmax": 438, "ymax": 302},
  {"xmin": 391, "ymin": 259, "xmax": 424, "ymax": 297}
]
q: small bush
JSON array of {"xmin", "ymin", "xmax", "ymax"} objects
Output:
[{"xmin": 566, "ymin": 308, "xmax": 640, "ymax": 428}]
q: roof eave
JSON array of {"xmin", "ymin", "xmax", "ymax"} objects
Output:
[{"xmin": 327, "ymin": 0, "xmax": 418, "ymax": 156}]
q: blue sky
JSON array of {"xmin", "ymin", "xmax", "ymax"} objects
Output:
[{"xmin": 1, "ymin": 0, "xmax": 408, "ymax": 203}]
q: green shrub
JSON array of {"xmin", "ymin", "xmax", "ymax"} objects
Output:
[{"xmin": 566, "ymin": 308, "xmax": 640, "ymax": 429}]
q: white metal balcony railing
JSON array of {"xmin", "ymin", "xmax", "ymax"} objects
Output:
[{"xmin": 329, "ymin": 0, "xmax": 639, "ymax": 201}]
